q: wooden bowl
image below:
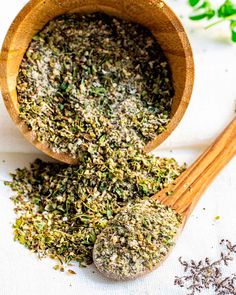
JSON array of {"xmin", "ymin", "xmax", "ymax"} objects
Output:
[{"xmin": 0, "ymin": 0, "xmax": 194, "ymax": 164}]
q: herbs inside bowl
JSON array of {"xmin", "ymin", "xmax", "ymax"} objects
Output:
[{"xmin": 17, "ymin": 13, "xmax": 174, "ymax": 159}]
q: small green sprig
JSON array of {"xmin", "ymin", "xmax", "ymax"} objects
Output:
[{"xmin": 188, "ymin": 0, "xmax": 236, "ymax": 42}]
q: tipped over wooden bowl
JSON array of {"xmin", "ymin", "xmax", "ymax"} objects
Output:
[{"xmin": 0, "ymin": 0, "xmax": 194, "ymax": 164}]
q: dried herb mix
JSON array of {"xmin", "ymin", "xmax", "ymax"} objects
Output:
[
  {"xmin": 9, "ymin": 12, "xmax": 181, "ymax": 274},
  {"xmin": 93, "ymin": 199, "xmax": 181, "ymax": 280},
  {"xmin": 17, "ymin": 13, "xmax": 174, "ymax": 158},
  {"xmin": 5, "ymin": 150, "xmax": 184, "ymax": 267}
]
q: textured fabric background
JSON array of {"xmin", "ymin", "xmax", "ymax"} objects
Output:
[{"xmin": 0, "ymin": 1, "xmax": 235, "ymax": 294}]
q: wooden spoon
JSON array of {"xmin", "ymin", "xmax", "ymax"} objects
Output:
[{"xmin": 93, "ymin": 117, "xmax": 236, "ymax": 280}]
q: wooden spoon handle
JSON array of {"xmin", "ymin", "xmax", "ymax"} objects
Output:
[{"xmin": 153, "ymin": 117, "xmax": 236, "ymax": 217}]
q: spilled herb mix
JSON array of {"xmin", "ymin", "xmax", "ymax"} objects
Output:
[
  {"xmin": 17, "ymin": 13, "xmax": 174, "ymax": 158},
  {"xmin": 5, "ymin": 150, "xmax": 184, "ymax": 267},
  {"xmin": 93, "ymin": 199, "xmax": 181, "ymax": 280}
]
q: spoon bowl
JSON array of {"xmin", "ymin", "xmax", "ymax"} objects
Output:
[
  {"xmin": 0, "ymin": 0, "xmax": 194, "ymax": 164},
  {"xmin": 93, "ymin": 117, "xmax": 236, "ymax": 280}
]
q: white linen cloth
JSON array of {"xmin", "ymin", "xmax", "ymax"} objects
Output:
[{"xmin": 0, "ymin": 1, "xmax": 235, "ymax": 294}]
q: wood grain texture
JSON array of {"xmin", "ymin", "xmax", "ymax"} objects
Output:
[
  {"xmin": 0, "ymin": 0, "xmax": 194, "ymax": 164},
  {"xmin": 153, "ymin": 117, "xmax": 236, "ymax": 220}
]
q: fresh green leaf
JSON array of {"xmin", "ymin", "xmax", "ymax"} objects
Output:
[
  {"xmin": 218, "ymin": 0, "xmax": 236, "ymax": 18},
  {"xmin": 189, "ymin": 0, "xmax": 201, "ymax": 7},
  {"xmin": 206, "ymin": 9, "xmax": 216, "ymax": 19},
  {"xmin": 198, "ymin": 1, "xmax": 209, "ymax": 9},
  {"xmin": 190, "ymin": 9, "xmax": 215, "ymax": 20},
  {"xmin": 195, "ymin": 0, "xmax": 213, "ymax": 10},
  {"xmin": 188, "ymin": 0, "xmax": 236, "ymax": 42},
  {"xmin": 190, "ymin": 12, "xmax": 208, "ymax": 20},
  {"xmin": 230, "ymin": 20, "xmax": 236, "ymax": 41},
  {"xmin": 189, "ymin": 0, "xmax": 215, "ymax": 21}
]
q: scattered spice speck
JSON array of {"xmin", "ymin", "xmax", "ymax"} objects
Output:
[{"xmin": 67, "ymin": 269, "xmax": 76, "ymax": 275}]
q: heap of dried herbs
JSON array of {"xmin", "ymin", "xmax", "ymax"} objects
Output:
[
  {"xmin": 93, "ymin": 199, "xmax": 181, "ymax": 280},
  {"xmin": 174, "ymin": 239, "xmax": 236, "ymax": 295},
  {"xmin": 17, "ymin": 13, "xmax": 174, "ymax": 158},
  {"xmin": 5, "ymin": 149, "xmax": 184, "ymax": 267},
  {"xmin": 9, "ymin": 11, "xmax": 182, "ymax": 274}
]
